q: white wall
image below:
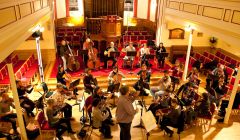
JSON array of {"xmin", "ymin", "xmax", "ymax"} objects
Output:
[
  {"xmin": 150, "ymin": 0, "xmax": 157, "ymax": 22},
  {"xmin": 137, "ymin": 0, "xmax": 148, "ymax": 19},
  {"xmin": 56, "ymin": 0, "xmax": 66, "ymax": 18}
]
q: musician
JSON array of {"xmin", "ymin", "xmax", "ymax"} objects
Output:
[
  {"xmin": 83, "ymin": 38, "xmax": 92, "ymax": 67},
  {"xmin": 59, "ymin": 40, "xmax": 68, "ymax": 71},
  {"xmin": 50, "ymin": 83, "xmax": 73, "ymax": 119},
  {"xmin": 46, "ymin": 99, "xmax": 75, "ymax": 140},
  {"xmin": 206, "ymin": 64, "xmax": 225, "ymax": 89},
  {"xmin": 187, "ymin": 67, "xmax": 200, "ymax": 85},
  {"xmin": 116, "ymin": 85, "xmax": 139, "ymax": 140},
  {"xmin": 170, "ymin": 62, "xmax": 181, "ymax": 92},
  {"xmin": 107, "ymin": 66, "xmax": 125, "ymax": 93},
  {"xmin": 195, "ymin": 92, "xmax": 211, "ymax": 117},
  {"xmin": 180, "ymin": 83, "xmax": 196, "ymax": 106},
  {"xmin": 139, "ymin": 43, "xmax": 150, "ymax": 67},
  {"xmin": 0, "ymin": 93, "xmax": 18, "ymax": 134},
  {"xmin": 151, "ymin": 70, "xmax": 171, "ymax": 100},
  {"xmin": 159, "ymin": 98, "xmax": 181, "ymax": 137},
  {"xmin": 133, "ymin": 64, "xmax": 151, "ymax": 96},
  {"xmin": 93, "ymin": 87, "xmax": 114, "ymax": 125},
  {"xmin": 155, "ymin": 42, "xmax": 166, "ymax": 68},
  {"xmin": 92, "ymin": 98, "xmax": 113, "ymax": 138},
  {"xmin": 16, "ymin": 80, "xmax": 35, "ymax": 117},
  {"xmin": 104, "ymin": 42, "xmax": 118, "ymax": 69},
  {"xmin": 83, "ymin": 68, "xmax": 97, "ymax": 94},
  {"xmin": 122, "ymin": 42, "xmax": 136, "ymax": 68},
  {"xmin": 87, "ymin": 43, "xmax": 99, "ymax": 69}
]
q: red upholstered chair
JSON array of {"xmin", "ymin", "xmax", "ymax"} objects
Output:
[
  {"xmin": 203, "ymin": 52, "xmax": 209, "ymax": 57},
  {"xmin": 15, "ymin": 71, "xmax": 22, "ymax": 80},
  {"xmin": 209, "ymin": 54, "xmax": 215, "ymax": 60},
  {"xmin": 141, "ymin": 31, "xmax": 148, "ymax": 35},
  {"xmin": 130, "ymin": 36, "xmax": 138, "ymax": 42},
  {"xmin": 145, "ymin": 35, "xmax": 151, "ymax": 40},
  {"xmin": 204, "ymin": 57, "xmax": 211, "ymax": 64},
  {"xmin": 215, "ymin": 51, "xmax": 221, "ymax": 57},
  {"xmin": 219, "ymin": 59, "xmax": 226, "ymax": 66},
  {"xmin": 36, "ymin": 111, "xmax": 56, "ymax": 140},
  {"xmin": 200, "ymin": 56, "xmax": 206, "ymax": 63},
  {"xmin": 230, "ymin": 59, "xmax": 237, "ymax": 66},
  {"xmin": 65, "ymin": 36, "xmax": 72, "ymax": 43},
  {"xmin": 72, "ymin": 36, "xmax": 80, "ymax": 46},
  {"xmin": 195, "ymin": 53, "xmax": 201, "ymax": 60},
  {"xmin": 57, "ymin": 28, "xmax": 65, "ymax": 32},
  {"xmin": 75, "ymin": 31, "xmax": 83, "ymax": 37},
  {"xmin": 225, "ymin": 56, "xmax": 231, "ymax": 62},
  {"xmin": 137, "ymin": 35, "xmax": 144, "ymax": 41},
  {"xmin": 133, "ymin": 31, "xmax": 140, "ymax": 35},
  {"xmin": 189, "ymin": 57, "xmax": 196, "ymax": 66},
  {"xmin": 213, "ymin": 57, "xmax": 220, "ymax": 62},
  {"xmin": 66, "ymin": 31, "xmax": 74, "ymax": 36},
  {"xmin": 219, "ymin": 53, "xmax": 226, "ymax": 60},
  {"xmin": 197, "ymin": 103, "xmax": 216, "ymax": 132},
  {"xmin": 74, "ymin": 27, "xmax": 81, "ymax": 32},
  {"xmin": 66, "ymin": 28, "xmax": 73, "ymax": 32},
  {"xmin": 57, "ymin": 32, "xmax": 65, "ymax": 37},
  {"xmin": 225, "ymin": 66, "xmax": 234, "ymax": 77},
  {"xmin": 226, "ymin": 77, "xmax": 240, "ymax": 92},
  {"xmin": 123, "ymin": 35, "xmax": 130, "ymax": 43}
]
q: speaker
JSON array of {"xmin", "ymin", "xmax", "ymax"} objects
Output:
[{"xmin": 32, "ymin": 31, "xmax": 41, "ymax": 38}]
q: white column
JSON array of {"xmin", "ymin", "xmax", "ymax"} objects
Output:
[
  {"xmin": 182, "ymin": 29, "xmax": 193, "ymax": 81},
  {"xmin": 36, "ymin": 37, "xmax": 44, "ymax": 82},
  {"xmin": 155, "ymin": 0, "xmax": 166, "ymax": 45},
  {"xmin": 224, "ymin": 67, "xmax": 240, "ymax": 124},
  {"xmin": 7, "ymin": 64, "xmax": 28, "ymax": 140}
]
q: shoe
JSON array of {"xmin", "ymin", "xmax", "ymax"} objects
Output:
[
  {"xmin": 57, "ymin": 136, "xmax": 64, "ymax": 140},
  {"xmin": 104, "ymin": 135, "xmax": 113, "ymax": 139},
  {"xmin": 168, "ymin": 131, "xmax": 173, "ymax": 137}
]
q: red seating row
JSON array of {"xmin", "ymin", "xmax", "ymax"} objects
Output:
[
  {"xmin": 56, "ymin": 26, "xmax": 86, "ymax": 33},
  {"xmin": 0, "ymin": 54, "xmax": 38, "ymax": 85},
  {"xmin": 56, "ymin": 31, "xmax": 84, "ymax": 37},
  {"xmin": 56, "ymin": 35, "xmax": 82, "ymax": 46},
  {"xmin": 215, "ymin": 51, "xmax": 240, "ymax": 67},
  {"xmin": 123, "ymin": 35, "xmax": 152, "ymax": 43}
]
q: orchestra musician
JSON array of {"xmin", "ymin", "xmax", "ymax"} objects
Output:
[
  {"xmin": 122, "ymin": 42, "xmax": 136, "ymax": 68},
  {"xmin": 155, "ymin": 42, "xmax": 166, "ymax": 68},
  {"xmin": 104, "ymin": 42, "xmax": 118, "ymax": 69},
  {"xmin": 50, "ymin": 83, "xmax": 73, "ymax": 119},
  {"xmin": 0, "ymin": 92, "xmax": 18, "ymax": 134},
  {"xmin": 139, "ymin": 43, "xmax": 150, "ymax": 67},
  {"xmin": 87, "ymin": 42, "xmax": 100, "ymax": 70},
  {"xmin": 16, "ymin": 80, "xmax": 35, "ymax": 117},
  {"xmin": 133, "ymin": 64, "xmax": 151, "ymax": 96},
  {"xmin": 56, "ymin": 65, "xmax": 72, "ymax": 89},
  {"xmin": 83, "ymin": 38, "xmax": 92, "ymax": 67},
  {"xmin": 46, "ymin": 99, "xmax": 75, "ymax": 140},
  {"xmin": 83, "ymin": 68, "xmax": 98, "ymax": 94},
  {"xmin": 59, "ymin": 40, "xmax": 68, "ymax": 71},
  {"xmin": 107, "ymin": 66, "xmax": 125, "ymax": 93}
]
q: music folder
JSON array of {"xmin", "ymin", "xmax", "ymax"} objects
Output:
[
  {"xmin": 110, "ymin": 51, "xmax": 120, "ymax": 57},
  {"xmin": 69, "ymin": 78, "xmax": 80, "ymax": 89},
  {"xmin": 145, "ymin": 54, "xmax": 155, "ymax": 59},
  {"xmin": 79, "ymin": 50, "xmax": 88, "ymax": 55},
  {"xmin": 126, "ymin": 51, "xmax": 137, "ymax": 56},
  {"xmin": 159, "ymin": 52, "xmax": 169, "ymax": 57}
]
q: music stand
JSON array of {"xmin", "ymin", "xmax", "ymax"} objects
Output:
[
  {"xmin": 69, "ymin": 79, "xmax": 81, "ymax": 106},
  {"xmin": 125, "ymin": 51, "xmax": 137, "ymax": 69},
  {"xmin": 145, "ymin": 54, "xmax": 155, "ymax": 59},
  {"xmin": 79, "ymin": 50, "xmax": 88, "ymax": 68},
  {"xmin": 159, "ymin": 52, "xmax": 169, "ymax": 58},
  {"xmin": 110, "ymin": 51, "xmax": 120, "ymax": 57}
]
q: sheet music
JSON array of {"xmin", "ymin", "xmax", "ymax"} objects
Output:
[{"xmin": 142, "ymin": 111, "xmax": 157, "ymax": 132}]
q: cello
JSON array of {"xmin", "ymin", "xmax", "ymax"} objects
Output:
[
  {"xmin": 66, "ymin": 43, "xmax": 80, "ymax": 72},
  {"xmin": 87, "ymin": 45, "xmax": 100, "ymax": 69}
]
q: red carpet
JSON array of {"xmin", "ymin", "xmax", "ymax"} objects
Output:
[{"xmin": 50, "ymin": 57, "xmax": 171, "ymax": 79}]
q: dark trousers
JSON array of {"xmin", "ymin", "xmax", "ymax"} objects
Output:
[
  {"xmin": 158, "ymin": 59, "xmax": 165, "ymax": 68},
  {"xmin": 100, "ymin": 120, "xmax": 111, "ymax": 137},
  {"xmin": 160, "ymin": 117, "xmax": 176, "ymax": 134},
  {"xmin": 104, "ymin": 56, "xmax": 117, "ymax": 68},
  {"xmin": 83, "ymin": 54, "xmax": 89, "ymax": 67},
  {"xmin": 119, "ymin": 122, "xmax": 132, "ymax": 140},
  {"xmin": 0, "ymin": 113, "xmax": 17, "ymax": 131},
  {"xmin": 20, "ymin": 97, "xmax": 35, "ymax": 116},
  {"xmin": 53, "ymin": 118, "xmax": 73, "ymax": 137},
  {"xmin": 133, "ymin": 80, "xmax": 150, "ymax": 96},
  {"xmin": 59, "ymin": 103, "xmax": 72, "ymax": 119},
  {"xmin": 107, "ymin": 83, "xmax": 120, "ymax": 93}
]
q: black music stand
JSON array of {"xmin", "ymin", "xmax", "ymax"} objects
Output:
[
  {"xmin": 110, "ymin": 51, "xmax": 120, "ymax": 57},
  {"xmin": 125, "ymin": 51, "xmax": 137, "ymax": 69},
  {"xmin": 145, "ymin": 54, "xmax": 155, "ymax": 59},
  {"xmin": 69, "ymin": 79, "xmax": 81, "ymax": 106},
  {"xmin": 79, "ymin": 50, "xmax": 88, "ymax": 68},
  {"xmin": 159, "ymin": 52, "xmax": 169, "ymax": 58}
]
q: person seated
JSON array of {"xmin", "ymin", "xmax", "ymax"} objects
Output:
[
  {"xmin": 150, "ymin": 70, "xmax": 171, "ymax": 100},
  {"xmin": 180, "ymin": 83, "xmax": 197, "ymax": 106},
  {"xmin": 133, "ymin": 64, "xmax": 151, "ymax": 96},
  {"xmin": 155, "ymin": 42, "xmax": 167, "ymax": 68},
  {"xmin": 195, "ymin": 92, "xmax": 211, "ymax": 118},
  {"xmin": 16, "ymin": 80, "xmax": 35, "ymax": 117},
  {"xmin": 201, "ymin": 59, "xmax": 218, "ymax": 72},
  {"xmin": 50, "ymin": 83, "xmax": 73, "ymax": 119},
  {"xmin": 56, "ymin": 65, "xmax": 72, "ymax": 87},
  {"xmin": 93, "ymin": 87, "xmax": 114, "ymax": 125},
  {"xmin": 92, "ymin": 98, "xmax": 113, "ymax": 138},
  {"xmin": 122, "ymin": 42, "xmax": 136, "ymax": 68},
  {"xmin": 187, "ymin": 67, "xmax": 200, "ymax": 86},
  {"xmin": 0, "ymin": 93, "xmax": 18, "ymax": 134},
  {"xmin": 104, "ymin": 42, "xmax": 118, "ymax": 68},
  {"xmin": 83, "ymin": 68, "xmax": 98, "ymax": 94},
  {"xmin": 206, "ymin": 64, "xmax": 225, "ymax": 89},
  {"xmin": 169, "ymin": 62, "xmax": 181, "ymax": 91},
  {"xmin": 148, "ymin": 95, "xmax": 171, "ymax": 123},
  {"xmin": 46, "ymin": 99, "xmax": 75, "ymax": 140},
  {"xmin": 107, "ymin": 66, "xmax": 125, "ymax": 93},
  {"xmin": 139, "ymin": 43, "xmax": 151, "ymax": 67},
  {"xmin": 159, "ymin": 98, "xmax": 181, "ymax": 137}
]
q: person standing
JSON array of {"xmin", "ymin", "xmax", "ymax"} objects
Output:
[
  {"xmin": 155, "ymin": 42, "xmax": 166, "ymax": 68},
  {"xmin": 59, "ymin": 40, "xmax": 68, "ymax": 71},
  {"xmin": 116, "ymin": 85, "xmax": 139, "ymax": 140}
]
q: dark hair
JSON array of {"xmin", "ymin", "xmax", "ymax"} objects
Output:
[
  {"xmin": 92, "ymin": 98, "xmax": 100, "ymax": 107},
  {"xmin": 120, "ymin": 85, "xmax": 129, "ymax": 95},
  {"xmin": 202, "ymin": 92, "xmax": 209, "ymax": 101},
  {"xmin": 171, "ymin": 98, "xmax": 179, "ymax": 104},
  {"xmin": 113, "ymin": 66, "xmax": 118, "ymax": 70},
  {"xmin": 163, "ymin": 70, "xmax": 169, "ymax": 74}
]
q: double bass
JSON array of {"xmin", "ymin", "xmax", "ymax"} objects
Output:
[
  {"xmin": 67, "ymin": 43, "xmax": 80, "ymax": 71},
  {"xmin": 87, "ymin": 45, "xmax": 100, "ymax": 69}
]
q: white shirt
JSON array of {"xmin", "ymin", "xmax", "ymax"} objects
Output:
[
  {"xmin": 123, "ymin": 46, "xmax": 136, "ymax": 60},
  {"xmin": 140, "ymin": 47, "xmax": 150, "ymax": 57}
]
